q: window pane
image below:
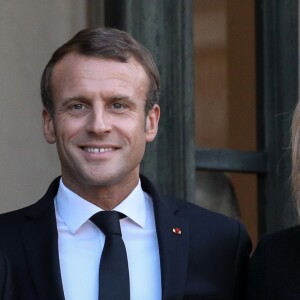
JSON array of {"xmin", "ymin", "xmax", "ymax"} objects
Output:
[
  {"xmin": 194, "ymin": 0, "xmax": 256, "ymax": 151},
  {"xmin": 193, "ymin": 0, "xmax": 257, "ymax": 245}
]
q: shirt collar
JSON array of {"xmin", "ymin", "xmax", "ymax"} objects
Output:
[{"xmin": 55, "ymin": 178, "xmax": 147, "ymax": 234}]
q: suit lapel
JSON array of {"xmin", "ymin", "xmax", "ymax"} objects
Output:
[
  {"xmin": 155, "ymin": 202, "xmax": 189, "ymax": 300},
  {"xmin": 141, "ymin": 176, "xmax": 189, "ymax": 300},
  {"xmin": 21, "ymin": 178, "xmax": 65, "ymax": 300}
]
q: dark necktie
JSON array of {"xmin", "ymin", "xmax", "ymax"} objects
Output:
[{"xmin": 90, "ymin": 211, "xmax": 130, "ymax": 300}]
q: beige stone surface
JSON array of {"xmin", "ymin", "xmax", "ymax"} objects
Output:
[{"xmin": 0, "ymin": 1, "xmax": 87, "ymax": 212}]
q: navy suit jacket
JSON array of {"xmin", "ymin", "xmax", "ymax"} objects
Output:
[
  {"xmin": 247, "ymin": 226, "xmax": 300, "ymax": 300},
  {"xmin": 0, "ymin": 252, "xmax": 15, "ymax": 300},
  {"xmin": 0, "ymin": 175, "xmax": 251, "ymax": 299}
]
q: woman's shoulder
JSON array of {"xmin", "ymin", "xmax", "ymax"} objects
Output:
[
  {"xmin": 248, "ymin": 226, "xmax": 300, "ymax": 299},
  {"xmin": 253, "ymin": 225, "xmax": 300, "ymax": 266},
  {"xmin": 258, "ymin": 225, "xmax": 300, "ymax": 248}
]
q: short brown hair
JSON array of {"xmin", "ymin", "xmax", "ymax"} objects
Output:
[{"xmin": 41, "ymin": 27, "xmax": 160, "ymax": 117}]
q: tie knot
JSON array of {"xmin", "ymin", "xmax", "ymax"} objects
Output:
[{"xmin": 90, "ymin": 211, "xmax": 122, "ymax": 236}]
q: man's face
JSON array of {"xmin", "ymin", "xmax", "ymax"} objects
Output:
[{"xmin": 43, "ymin": 53, "xmax": 160, "ymax": 196}]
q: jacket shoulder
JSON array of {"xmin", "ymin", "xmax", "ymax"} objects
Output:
[
  {"xmin": 161, "ymin": 195, "xmax": 251, "ymax": 254},
  {"xmin": 253, "ymin": 225, "xmax": 300, "ymax": 258},
  {"xmin": 248, "ymin": 227, "xmax": 300, "ymax": 299},
  {"xmin": 0, "ymin": 204, "xmax": 36, "ymax": 224},
  {"xmin": 172, "ymin": 196, "xmax": 246, "ymax": 232},
  {"xmin": 0, "ymin": 177, "xmax": 60, "ymax": 225}
]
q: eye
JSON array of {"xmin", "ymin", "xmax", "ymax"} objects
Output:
[
  {"xmin": 72, "ymin": 103, "xmax": 85, "ymax": 110},
  {"xmin": 111, "ymin": 103, "xmax": 124, "ymax": 110},
  {"xmin": 66, "ymin": 102, "xmax": 89, "ymax": 115}
]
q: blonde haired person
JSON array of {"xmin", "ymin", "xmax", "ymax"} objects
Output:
[{"xmin": 247, "ymin": 101, "xmax": 300, "ymax": 300}]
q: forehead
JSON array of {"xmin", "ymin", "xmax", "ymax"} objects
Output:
[{"xmin": 51, "ymin": 53, "xmax": 149, "ymax": 94}]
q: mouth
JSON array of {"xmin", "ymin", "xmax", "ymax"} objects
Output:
[{"xmin": 82, "ymin": 147, "xmax": 115, "ymax": 153}]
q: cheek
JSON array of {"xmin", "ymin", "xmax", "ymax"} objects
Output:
[
  {"xmin": 57, "ymin": 117, "xmax": 84, "ymax": 137},
  {"xmin": 54, "ymin": 126, "xmax": 78, "ymax": 149},
  {"xmin": 117, "ymin": 116, "xmax": 147, "ymax": 139}
]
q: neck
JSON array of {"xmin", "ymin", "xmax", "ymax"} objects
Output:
[{"xmin": 62, "ymin": 177, "xmax": 139, "ymax": 210}]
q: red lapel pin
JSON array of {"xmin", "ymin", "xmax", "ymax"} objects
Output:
[{"xmin": 172, "ymin": 227, "xmax": 182, "ymax": 235}]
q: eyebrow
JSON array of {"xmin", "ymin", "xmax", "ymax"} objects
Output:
[
  {"xmin": 61, "ymin": 94, "xmax": 137, "ymax": 106},
  {"xmin": 61, "ymin": 95, "xmax": 91, "ymax": 106},
  {"xmin": 108, "ymin": 94, "xmax": 132, "ymax": 100}
]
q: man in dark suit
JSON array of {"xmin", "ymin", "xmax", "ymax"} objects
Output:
[
  {"xmin": 0, "ymin": 252, "xmax": 15, "ymax": 300},
  {"xmin": 0, "ymin": 27, "xmax": 251, "ymax": 300}
]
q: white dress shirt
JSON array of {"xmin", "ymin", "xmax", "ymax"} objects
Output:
[{"xmin": 55, "ymin": 178, "xmax": 162, "ymax": 300}]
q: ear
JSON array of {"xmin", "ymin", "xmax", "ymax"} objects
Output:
[
  {"xmin": 145, "ymin": 104, "xmax": 160, "ymax": 142},
  {"xmin": 42, "ymin": 109, "xmax": 56, "ymax": 144}
]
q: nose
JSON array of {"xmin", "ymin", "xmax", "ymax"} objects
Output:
[{"xmin": 86, "ymin": 105, "xmax": 112, "ymax": 135}]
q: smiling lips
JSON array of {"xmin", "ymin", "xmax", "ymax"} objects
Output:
[{"xmin": 83, "ymin": 147, "xmax": 115, "ymax": 153}]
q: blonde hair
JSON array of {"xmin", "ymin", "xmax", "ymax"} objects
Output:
[{"xmin": 291, "ymin": 101, "xmax": 300, "ymax": 214}]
